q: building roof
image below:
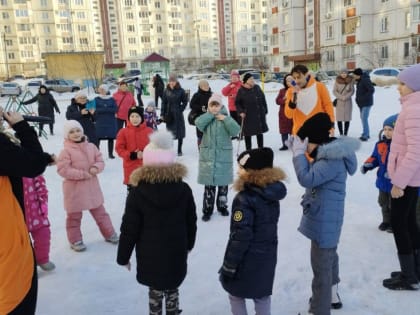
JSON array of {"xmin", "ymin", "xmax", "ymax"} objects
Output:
[{"xmin": 143, "ymin": 52, "xmax": 170, "ymax": 62}]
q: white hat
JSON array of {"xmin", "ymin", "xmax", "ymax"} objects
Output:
[
  {"xmin": 74, "ymin": 90, "xmax": 87, "ymax": 99},
  {"xmin": 63, "ymin": 120, "xmax": 84, "ymax": 139}
]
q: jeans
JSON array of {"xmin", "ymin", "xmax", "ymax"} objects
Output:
[
  {"xmin": 228, "ymin": 294, "xmax": 271, "ymax": 315},
  {"xmin": 359, "ymin": 106, "xmax": 372, "ymax": 138}
]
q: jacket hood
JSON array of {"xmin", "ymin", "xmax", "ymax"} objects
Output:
[
  {"xmin": 316, "ymin": 137, "xmax": 360, "ymax": 173},
  {"xmin": 219, "ymin": 105, "xmax": 229, "ymax": 115},
  {"xmin": 129, "ymin": 163, "xmax": 187, "ymax": 186},
  {"xmin": 39, "ymin": 85, "xmax": 49, "ymax": 93}
]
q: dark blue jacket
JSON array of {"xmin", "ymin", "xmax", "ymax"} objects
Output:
[
  {"xmin": 364, "ymin": 138, "xmax": 392, "ymax": 193},
  {"xmin": 220, "ymin": 168, "xmax": 287, "ymax": 298},
  {"xmin": 66, "ymin": 99, "xmax": 97, "ymax": 145},
  {"xmin": 355, "ymin": 73, "xmax": 375, "ymax": 108},
  {"xmin": 93, "ymin": 96, "xmax": 118, "ymax": 139}
]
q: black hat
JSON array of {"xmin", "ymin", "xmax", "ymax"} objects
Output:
[
  {"xmin": 237, "ymin": 147, "xmax": 273, "ymax": 170},
  {"xmin": 128, "ymin": 106, "xmax": 144, "ymax": 122},
  {"xmin": 352, "ymin": 68, "xmax": 363, "ymax": 76},
  {"xmin": 297, "ymin": 113, "xmax": 332, "ymax": 144},
  {"xmin": 242, "ymin": 72, "xmax": 253, "ymax": 84}
]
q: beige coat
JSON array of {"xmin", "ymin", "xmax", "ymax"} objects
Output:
[{"xmin": 333, "ymin": 76, "xmax": 354, "ymax": 121}]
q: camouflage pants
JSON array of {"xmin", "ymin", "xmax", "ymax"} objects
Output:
[
  {"xmin": 202, "ymin": 185, "xmax": 228, "ymax": 214},
  {"xmin": 149, "ymin": 287, "xmax": 179, "ymax": 315}
]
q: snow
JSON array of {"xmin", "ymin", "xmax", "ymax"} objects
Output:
[{"xmin": 1, "ymin": 79, "xmax": 419, "ymax": 315}]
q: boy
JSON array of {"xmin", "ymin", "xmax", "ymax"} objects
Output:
[{"xmin": 289, "ymin": 113, "xmax": 359, "ymax": 315}]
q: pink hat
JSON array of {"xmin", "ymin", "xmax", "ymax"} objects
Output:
[
  {"xmin": 230, "ymin": 70, "xmax": 240, "ymax": 77},
  {"xmin": 208, "ymin": 93, "xmax": 223, "ymax": 106},
  {"xmin": 63, "ymin": 120, "xmax": 84, "ymax": 139},
  {"xmin": 143, "ymin": 130, "xmax": 176, "ymax": 166}
]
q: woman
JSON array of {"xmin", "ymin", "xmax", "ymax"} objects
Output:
[
  {"xmin": 152, "ymin": 74, "xmax": 165, "ymax": 108},
  {"xmin": 94, "ymin": 84, "xmax": 118, "ymax": 159},
  {"xmin": 21, "ymin": 85, "xmax": 60, "ymax": 136},
  {"xmin": 333, "ymin": 69, "xmax": 355, "ymax": 136},
  {"xmin": 221, "ymin": 70, "xmax": 242, "ymax": 126},
  {"xmin": 275, "ymin": 74, "xmax": 294, "ymax": 150},
  {"xmin": 113, "ymin": 81, "xmax": 137, "ymax": 132},
  {"xmin": 160, "ymin": 74, "xmax": 189, "ymax": 156}
]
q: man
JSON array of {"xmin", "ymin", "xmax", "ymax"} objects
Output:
[
  {"xmin": 285, "ymin": 65, "xmax": 335, "ymax": 135},
  {"xmin": 134, "ymin": 77, "xmax": 144, "ymax": 109},
  {"xmin": 352, "ymin": 68, "xmax": 375, "ymax": 141}
]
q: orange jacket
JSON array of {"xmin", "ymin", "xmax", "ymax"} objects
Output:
[
  {"xmin": 285, "ymin": 76, "xmax": 335, "ymax": 135},
  {"xmin": 0, "ymin": 176, "xmax": 34, "ymax": 314}
]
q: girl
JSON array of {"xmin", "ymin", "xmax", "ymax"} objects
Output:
[
  {"xmin": 383, "ymin": 63, "xmax": 420, "ymax": 290},
  {"xmin": 117, "ymin": 130, "xmax": 197, "ymax": 315},
  {"xmin": 23, "ymin": 175, "xmax": 55, "ymax": 271},
  {"xmin": 332, "ymin": 69, "xmax": 354, "ymax": 136},
  {"xmin": 116, "ymin": 106, "xmax": 153, "ymax": 190},
  {"xmin": 57, "ymin": 120, "xmax": 118, "ymax": 252},
  {"xmin": 220, "ymin": 147, "xmax": 287, "ymax": 315},
  {"xmin": 195, "ymin": 93, "xmax": 240, "ymax": 221},
  {"xmin": 160, "ymin": 74, "xmax": 189, "ymax": 156},
  {"xmin": 143, "ymin": 100, "xmax": 159, "ymax": 130},
  {"xmin": 275, "ymin": 74, "xmax": 294, "ymax": 150}
]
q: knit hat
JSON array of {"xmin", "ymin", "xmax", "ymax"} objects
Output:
[
  {"xmin": 128, "ymin": 106, "xmax": 144, "ymax": 122},
  {"xmin": 353, "ymin": 68, "xmax": 363, "ymax": 76},
  {"xmin": 168, "ymin": 73, "xmax": 177, "ymax": 82},
  {"xmin": 297, "ymin": 113, "xmax": 332, "ymax": 144},
  {"xmin": 63, "ymin": 120, "xmax": 84, "ymax": 139},
  {"xmin": 74, "ymin": 90, "xmax": 87, "ymax": 99},
  {"xmin": 398, "ymin": 64, "xmax": 420, "ymax": 92},
  {"xmin": 242, "ymin": 72, "xmax": 253, "ymax": 84},
  {"xmin": 383, "ymin": 114, "xmax": 398, "ymax": 129},
  {"xmin": 146, "ymin": 100, "xmax": 156, "ymax": 108},
  {"xmin": 230, "ymin": 70, "xmax": 240, "ymax": 77},
  {"xmin": 208, "ymin": 93, "xmax": 223, "ymax": 106},
  {"xmin": 143, "ymin": 130, "xmax": 177, "ymax": 166},
  {"xmin": 237, "ymin": 147, "xmax": 274, "ymax": 170},
  {"xmin": 98, "ymin": 84, "xmax": 109, "ymax": 93}
]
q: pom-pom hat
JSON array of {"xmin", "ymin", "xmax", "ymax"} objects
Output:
[{"xmin": 143, "ymin": 130, "xmax": 177, "ymax": 166}]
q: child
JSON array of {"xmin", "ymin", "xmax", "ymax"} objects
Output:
[
  {"xmin": 23, "ymin": 175, "xmax": 55, "ymax": 271},
  {"xmin": 361, "ymin": 114, "xmax": 398, "ymax": 233},
  {"xmin": 117, "ymin": 129, "xmax": 197, "ymax": 315},
  {"xmin": 288, "ymin": 113, "xmax": 359, "ymax": 315},
  {"xmin": 57, "ymin": 120, "xmax": 118, "ymax": 252},
  {"xmin": 116, "ymin": 106, "xmax": 153, "ymax": 190},
  {"xmin": 219, "ymin": 147, "xmax": 287, "ymax": 315},
  {"xmin": 382, "ymin": 63, "xmax": 420, "ymax": 291},
  {"xmin": 195, "ymin": 93, "xmax": 240, "ymax": 221},
  {"xmin": 143, "ymin": 100, "xmax": 159, "ymax": 130}
]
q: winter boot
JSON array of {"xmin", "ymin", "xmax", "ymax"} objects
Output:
[
  {"xmin": 108, "ymin": 139, "xmax": 115, "ymax": 159},
  {"xmin": 216, "ymin": 186, "xmax": 229, "ymax": 216},
  {"xmin": 202, "ymin": 186, "xmax": 215, "ymax": 222},
  {"xmin": 390, "ymin": 250, "xmax": 420, "ymax": 278},
  {"xmin": 38, "ymin": 261, "xmax": 56, "ymax": 271},
  {"xmin": 331, "ymin": 284, "xmax": 342, "ymax": 309},
  {"xmin": 337, "ymin": 121, "xmax": 343, "ymax": 135},
  {"xmin": 383, "ymin": 254, "xmax": 420, "ymax": 290},
  {"xmin": 70, "ymin": 241, "xmax": 87, "ymax": 252},
  {"xmin": 344, "ymin": 122, "xmax": 350, "ymax": 136}
]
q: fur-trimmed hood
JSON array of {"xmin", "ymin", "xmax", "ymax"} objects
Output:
[
  {"xmin": 129, "ymin": 163, "xmax": 187, "ymax": 186},
  {"xmin": 335, "ymin": 76, "xmax": 353, "ymax": 85},
  {"xmin": 233, "ymin": 167, "xmax": 287, "ymax": 201}
]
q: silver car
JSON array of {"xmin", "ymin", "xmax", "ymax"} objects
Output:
[
  {"xmin": 0, "ymin": 82, "xmax": 22, "ymax": 97},
  {"xmin": 44, "ymin": 79, "xmax": 80, "ymax": 93}
]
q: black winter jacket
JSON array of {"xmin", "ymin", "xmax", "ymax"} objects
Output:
[
  {"xmin": 117, "ymin": 163, "xmax": 197, "ymax": 290},
  {"xmin": 161, "ymin": 85, "xmax": 188, "ymax": 139},
  {"xmin": 355, "ymin": 73, "xmax": 375, "ymax": 107},
  {"xmin": 22, "ymin": 86, "xmax": 60, "ymax": 123}
]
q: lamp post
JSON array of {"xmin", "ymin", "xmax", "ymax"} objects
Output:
[{"xmin": 2, "ymin": 28, "xmax": 9, "ymax": 81}]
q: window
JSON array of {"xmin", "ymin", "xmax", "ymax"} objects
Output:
[
  {"xmin": 380, "ymin": 16, "xmax": 389, "ymax": 33},
  {"xmin": 125, "ymin": 0, "xmax": 133, "ymax": 5},
  {"xmin": 59, "ymin": 11, "xmax": 70, "ymax": 17},
  {"xmin": 283, "ymin": 12, "xmax": 289, "ymax": 25},
  {"xmin": 404, "ymin": 42, "xmax": 410, "ymax": 57},
  {"xmin": 41, "ymin": 12, "xmax": 49, "ymax": 19},
  {"xmin": 130, "ymin": 62, "xmax": 138, "ymax": 68},
  {"xmin": 129, "ymin": 50, "xmax": 137, "ymax": 56},
  {"xmin": 156, "ymin": 14, "xmax": 161, "ymax": 20},
  {"xmin": 62, "ymin": 37, "xmax": 73, "ymax": 44},
  {"xmin": 343, "ymin": 0, "xmax": 353, "ymax": 6},
  {"xmin": 326, "ymin": 25, "xmax": 333, "ymax": 39},
  {"xmin": 138, "ymin": 0, "xmax": 147, "ymax": 5},
  {"xmin": 43, "ymin": 25, "xmax": 51, "ymax": 33},
  {"xmin": 326, "ymin": 0, "xmax": 333, "ymax": 14},
  {"xmin": 8, "ymin": 52, "xmax": 15, "ymax": 59},
  {"xmin": 0, "ymin": 0, "xmax": 7, "ymax": 5},
  {"xmin": 326, "ymin": 50, "xmax": 335, "ymax": 61},
  {"xmin": 380, "ymin": 45, "xmax": 388, "ymax": 59},
  {"xmin": 282, "ymin": 0, "xmax": 289, "ymax": 7},
  {"xmin": 127, "ymin": 25, "xmax": 135, "ymax": 32},
  {"xmin": 78, "ymin": 25, "xmax": 87, "ymax": 32},
  {"xmin": 154, "ymin": 1, "xmax": 160, "ymax": 8},
  {"xmin": 413, "ymin": 5, "xmax": 420, "ymax": 21},
  {"xmin": 2, "ymin": 12, "xmax": 9, "ymax": 18},
  {"xmin": 126, "ymin": 12, "xmax": 134, "ymax": 19},
  {"xmin": 79, "ymin": 38, "xmax": 88, "ymax": 45},
  {"xmin": 15, "ymin": 9, "xmax": 29, "ymax": 17},
  {"xmin": 76, "ymin": 12, "xmax": 86, "ymax": 19},
  {"xmin": 128, "ymin": 37, "xmax": 136, "ymax": 44},
  {"xmin": 343, "ymin": 45, "xmax": 354, "ymax": 58},
  {"xmin": 405, "ymin": 12, "xmax": 410, "ymax": 29},
  {"xmin": 239, "ymin": 1, "xmax": 246, "ymax": 8},
  {"xmin": 141, "ymin": 36, "xmax": 150, "ymax": 43},
  {"xmin": 241, "ymin": 47, "xmax": 248, "ymax": 53},
  {"xmin": 381, "ymin": 0, "xmax": 388, "ymax": 2},
  {"xmin": 75, "ymin": 0, "xmax": 84, "ymax": 5},
  {"xmin": 45, "ymin": 39, "xmax": 52, "ymax": 46},
  {"xmin": 41, "ymin": 0, "xmax": 48, "ymax": 5}
]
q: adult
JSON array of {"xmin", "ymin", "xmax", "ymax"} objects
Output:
[
  {"xmin": 275, "ymin": 74, "xmax": 294, "ymax": 150},
  {"xmin": 65, "ymin": 91, "xmax": 97, "ymax": 147},
  {"xmin": 333, "ymin": 69, "xmax": 355, "ymax": 136},
  {"xmin": 0, "ymin": 108, "xmax": 55, "ymax": 315},
  {"xmin": 160, "ymin": 74, "xmax": 188, "ymax": 156},
  {"xmin": 134, "ymin": 77, "xmax": 144, "ymax": 109},
  {"xmin": 94, "ymin": 84, "xmax": 118, "ymax": 159},
  {"xmin": 152, "ymin": 74, "xmax": 165, "ymax": 109},
  {"xmin": 285, "ymin": 64, "xmax": 335, "ymax": 135},
  {"xmin": 221, "ymin": 70, "xmax": 242, "ymax": 126},
  {"xmin": 235, "ymin": 73, "xmax": 268, "ymax": 150},
  {"xmin": 21, "ymin": 85, "xmax": 60, "ymax": 136},
  {"xmin": 189, "ymin": 79, "xmax": 212, "ymax": 147},
  {"xmin": 352, "ymin": 68, "xmax": 375, "ymax": 141},
  {"xmin": 113, "ymin": 81, "xmax": 137, "ymax": 133}
]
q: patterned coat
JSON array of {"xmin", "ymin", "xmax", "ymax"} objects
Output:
[
  {"xmin": 195, "ymin": 106, "xmax": 240, "ymax": 186},
  {"xmin": 57, "ymin": 139, "xmax": 105, "ymax": 213},
  {"xmin": 22, "ymin": 176, "xmax": 49, "ymax": 232},
  {"xmin": 293, "ymin": 137, "xmax": 359, "ymax": 248}
]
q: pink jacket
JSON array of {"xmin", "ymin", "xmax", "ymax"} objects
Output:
[
  {"xmin": 57, "ymin": 139, "xmax": 105, "ymax": 213},
  {"xmin": 221, "ymin": 81, "xmax": 242, "ymax": 112},
  {"xmin": 23, "ymin": 176, "xmax": 49, "ymax": 232},
  {"xmin": 388, "ymin": 91, "xmax": 420, "ymax": 189},
  {"xmin": 113, "ymin": 90, "xmax": 136, "ymax": 121}
]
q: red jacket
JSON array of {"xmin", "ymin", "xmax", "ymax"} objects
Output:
[
  {"xmin": 116, "ymin": 122, "xmax": 153, "ymax": 184},
  {"xmin": 221, "ymin": 81, "xmax": 242, "ymax": 112},
  {"xmin": 113, "ymin": 90, "xmax": 136, "ymax": 121}
]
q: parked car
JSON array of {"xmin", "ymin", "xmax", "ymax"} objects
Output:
[
  {"xmin": 0, "ymin": 82, "xmax": 22, "ymax": 97},
  {"xmin": 369, "ymin": 67, "xmax": 401, "ymax": 86},
  {"xmin": 272, "ymin": 72, "xmax": 289, "ymax": 83},
  {"xmin": 25, "ymin": 80, "xmax": 43, "ymax": 95},
  {"xmin": 44, "ymin": 79, "xmax": 81, "ymax": 92}
]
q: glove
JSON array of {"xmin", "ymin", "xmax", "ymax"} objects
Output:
[
  {"xmin": 129, "ymin": 152, "xmax": 138, "ymax": 160},
  {"xmin": 289, "ymin": 135, "xmax": 308, "ymax": 157},
  {"xmin": 219, "ymin": 263, "xmax": 236, "ymax": 279},
  {"xmin": 360, "ymin": 163, "xmax": 374, "ymax": 174}
]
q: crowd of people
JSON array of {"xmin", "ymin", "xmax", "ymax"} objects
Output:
[{"xmin": 1, "ymin": 63, "xmax": 420, "ymax": 315}]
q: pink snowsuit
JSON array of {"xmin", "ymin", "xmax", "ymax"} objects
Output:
[
  {"xmin": 23, "ymin": 175, "xmax": 51, "ymax": 265},
  {"xmin": 57, "ymin": 138, "xmax": 116, "ymax": 244}
]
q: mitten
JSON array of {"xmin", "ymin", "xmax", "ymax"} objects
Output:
[
  {"xmin": 289, "ymin": 135, "xmax": 308, "ymax": 157},
  {"xmin": 129, "ymin": 152, "xmax": 138, "ymax": 160},
  {"xmin": 360, "ymin": 163, "xmax": 374, "ymax": 174}
]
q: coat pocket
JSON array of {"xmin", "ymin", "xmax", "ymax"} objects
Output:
[{"xmin": 300, "ymin": 190, "xmax": 321, "ymax": 216}]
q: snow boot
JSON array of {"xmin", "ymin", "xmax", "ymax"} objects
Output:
[
  {"xmin": 383, "ymin": 254, "xmax": 420, "ymax": 290},
  {"xmin": 106, "ymin": 232, "xmax": 119, "ymax": 244},
  {"xmin": 202, "ymin": 186, "xmax": 215, "ymax": 222},
  {"xmin": 331, "ymin": 284, "xmax": 343, "ymax": 309},
  {"xmin": 216, "ymin": 186, "xmax": 229, "ymax": 216},
  {"xmin": 390, "ymin": 250, "xmax": 420, "ymax": 278},
  {"xmin": 70, "ymin": 241, "xmax": 87, "ymax": 252},
  {"xmin": 38, "ymin": 261, "xmax": 56, "ymax": 271}
]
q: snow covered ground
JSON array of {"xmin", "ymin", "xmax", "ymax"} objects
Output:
[{"xmin": 1, "ymin": 78, "xmax": 419, "ymax": 315}]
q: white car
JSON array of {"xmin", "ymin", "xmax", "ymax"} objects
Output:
[
  {"xmin": 369, "ymin": 67, "xmax": 401, "ymax": 86},
  {"xmin": 0, "ymin": 82, "xmax": 22, "ymax": 97}
]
